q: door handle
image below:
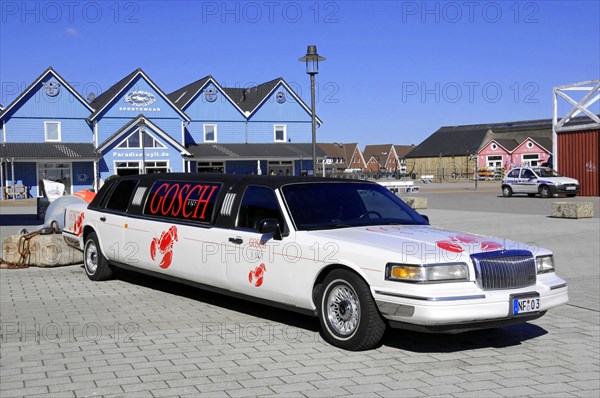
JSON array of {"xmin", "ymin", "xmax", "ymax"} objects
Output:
[
  {"xmin": 100, "ymin": 216, "xmax": 106, "ymax": 222},
  {"xmin": 229, "ymin": 237, "xmax": 243, "ymax": 245}
]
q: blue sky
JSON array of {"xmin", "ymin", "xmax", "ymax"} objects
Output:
[{"xmin": 1, "ymin": 0, "xmax": 598, "ymax": 147}]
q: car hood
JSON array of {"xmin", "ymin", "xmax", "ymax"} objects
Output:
[
  {"xmin": 535, "ymin": 176, "xmax": 579, "ymax": 185},
  {"xmin": 305, "ymin": 225, "xmax": 546, "ymax": 264}
]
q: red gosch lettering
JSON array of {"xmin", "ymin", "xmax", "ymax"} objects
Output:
[
  {"xmin": 192, "ymin": 185, "xmax": 218, "ymax": 220},
  {"xmin": 149, "ymin": 183, "xmax": 170, "ymax": 214}
]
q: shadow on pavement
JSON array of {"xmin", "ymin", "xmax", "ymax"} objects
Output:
[
  {"xmin": 0, "ymin": 214, "xmax": 40, "ymax": 226},
  {"xmin": 113, "ymin": 267, "xmax": 321, "ymax": 333},
  {"xmin": 112, "ymin": 267, "xmax": 548, "ymax": 352},
  {"xmin": 382, "ymin": 323, "xmax": 547, "ymax": 352}
]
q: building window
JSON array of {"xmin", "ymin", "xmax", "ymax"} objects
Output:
[
  {"xmin": 145, "ymin": 161, "xmax": 169, "ymax": 174},
  {"xmin": 274, "ymin": 125, "xmax": 286, "ymax": 142},
  {"xmin": 44, "ymin": 121, "xmax": 61, "ymax": 142},
  {"xmin": 38, "ymin": 162, "xmax": 71, "ymax": 195},
  {"xmin": 522, "ymin": 153, "xmax": 539, "ymax": 166},
  {"xmin": 487, "ymin": 155, "xmax": 502, "ymax": 169},
  {"xmin": 197, "ymin": 162, "xmax": 224, "ymax": 173},
  {"xmin": 204, "ymin": 124, "xmax": 217, "ymax": 142},
  {"xmin": 115, "ymin": 161, "xmax": 141, "ymax": 176},
  {"xmin": 268, "ymin": 160, "xmax": 293, "ymax": 176},
  {"xmin": 527, "ymin": 141, "xmax": 534, "ymax": 149},
  {"xmin": 114, "ymin": 161, "xmax": 168, "ymax": 176},
  {"xmin": 116, "ymin": 130, "xmax": 166, "ymax": 149},
  {"xmin": 491, "ymin": 143, "xmax": 498, "ymax": 150}
]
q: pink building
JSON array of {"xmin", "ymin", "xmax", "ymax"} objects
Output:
[{"xmin": 478, "ymin": 137, "xmax": 552, "ymax": 172}]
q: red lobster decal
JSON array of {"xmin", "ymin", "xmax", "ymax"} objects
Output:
[
  {"xmin": 248, "ymin": 263, "xmax": 266, "ymax": 287},
  {"xmin": 73, "ymin": 212, "xmax": 85, "ymax": 237},
  {"xmin": 150, "ymin": 226, "xmax": 178, "ymax": 269},
  {"xmin": 436, "ymin": 234, "xmax": 503, "ymax": 253}
]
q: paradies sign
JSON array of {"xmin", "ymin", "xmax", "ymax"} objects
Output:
[{"xmin": 144, "ymin": 181, "xmax": 220, "ymax": 221}]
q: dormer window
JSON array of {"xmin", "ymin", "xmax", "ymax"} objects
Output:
[{"xmin": 116, "ymin": 129, "xmax": 166, "ymax": 149}]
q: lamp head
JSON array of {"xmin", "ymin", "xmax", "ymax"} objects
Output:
[{"xmin": 299, "ymin": 45, "xmax": 325, "ymax": 75}]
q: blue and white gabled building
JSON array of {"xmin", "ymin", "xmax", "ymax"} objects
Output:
[{"xmin": 0, "ymin": 67, "xmax": 323, "ymax": 198}]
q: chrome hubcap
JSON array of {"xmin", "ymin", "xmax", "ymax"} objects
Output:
[
  {"xmin": 85, "ymin": 241, "xmax": 98, "ymax": 274},
  {"xmin": 326, "ymin": 284, "xmax": 360, "ymax": 336}
]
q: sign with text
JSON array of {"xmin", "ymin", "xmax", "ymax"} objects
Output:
[{"xmin": 143, "ymin": 181, "xmax": 221, "ymax": 223}]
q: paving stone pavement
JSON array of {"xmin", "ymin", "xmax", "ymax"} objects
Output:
[{"xmin": 1, "ymin": 192, "xmax": 599, "ymax": 397}]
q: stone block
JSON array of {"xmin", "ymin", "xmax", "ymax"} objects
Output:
[
  {"xmin": 402, "ymin": 196, "xmax": 428, "ymax": 209},
  {"xmin": 551, "ymin": 202, "xmax": 594, "ymax": 219},
  {"xmin": 2, "ymin": 233, "xmax": 83, "ymax": 267}
]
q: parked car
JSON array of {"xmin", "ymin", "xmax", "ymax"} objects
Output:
[
  {"xmin": 502, "ymin": 166, "xmax": 580, "ymax": 198},
  {"xmin": 63, "ymin": 174, "xmax": 568, "ymax": 350}
]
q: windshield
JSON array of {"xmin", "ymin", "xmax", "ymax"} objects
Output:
[
  {"xmin": 281, "ymin": 182, "xmax": 429, "ymax": 230},
  {"xmin": 533, "ymin": 167, "xmax": 561, "ymax": 177}
]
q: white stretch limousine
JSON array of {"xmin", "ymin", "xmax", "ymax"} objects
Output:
[{"xmin": 63, "ymin": 174, "xmax": 569, "ymax": 350}]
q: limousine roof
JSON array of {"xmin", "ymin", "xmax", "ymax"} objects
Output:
[{"xmin": 111, "ymin": 173, "xmax": 373, "ymax": 189}]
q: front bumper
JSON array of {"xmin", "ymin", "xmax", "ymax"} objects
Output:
[
  {"xmin": 549, "ymin": 184, "xmax": 580, "ymax": 195},
  {"xmin": 373, "ymin": 279, "xmax": 568, "ymax": 332}
]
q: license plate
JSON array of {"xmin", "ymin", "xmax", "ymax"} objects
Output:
[
  {"xmin": 513, "ymin": 297, "xmax": 540, "ymax": 315},
  {"xmin": 566, "ymin": 186, "xmax": 576, "ymax": 190}
]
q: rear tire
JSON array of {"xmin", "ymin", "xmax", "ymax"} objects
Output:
[
  {"xmin": 539, "ymin": 185, "xmax": 552, "ymax": 199},
  {"xmin": 502, "ymin": 186, "xmax": 513, "ymax": 197},
  {"xmin": 83, "ymin": 232, "xmax": 113, "ymax": 281},
  {"xmin": 317, "ymin": 269, "xmax": 386, "ymax": 350}
]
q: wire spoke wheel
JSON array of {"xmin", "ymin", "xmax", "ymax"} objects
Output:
[
  {"xmin": 327, "ymin": 284, "xmax": 360, "ymax": 336},
  {"xmin": 317, "ymin": 270, "xmax": 386, "ymax": 350},
  {"xmin": 84, "ymin": 240, "xmax": 98, "ymax": 274},
  {"xmin": 83, "ymin": 232, "xmax": 113, "ymax": 281}
]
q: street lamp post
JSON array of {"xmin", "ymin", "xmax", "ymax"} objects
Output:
[
  {"xmin": 139, "ymin": 118, "xmax": 147, "ymax": 174},
  {"xmin": 299, "ymin": 45, "xmax": 325, "ymax": 176}
]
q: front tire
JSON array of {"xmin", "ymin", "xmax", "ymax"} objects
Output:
[
  {"xmin": 539, "ymin": 185, "xmax": 552, "ymax": 199},
  {"xmin": 502, "ymin": 186, "xmax": 513, "ymax": 197},
  {"xmin": 84, "ymin": 232, "xmax": 113, "ymax": 281},
  {"xmin": 318, "ymin": 269, "xmax": 386, "ymax": 350}
]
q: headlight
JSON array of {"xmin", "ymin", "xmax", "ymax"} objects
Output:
[
  {"xmin": 386, "ymin": 263, "xmax": 469, "ymax": 283},
  {"xmin": 536, "ymin": 255, "xmax": 555, "ymax": 274}
]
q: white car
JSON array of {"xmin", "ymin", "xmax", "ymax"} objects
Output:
[
  {"xmin": 502, "ymin": 167, "xmax": 580, "ymax": 198},
  {"xmin": 64, "ymin": 174, "xmax": 569, "ymax": 350}
]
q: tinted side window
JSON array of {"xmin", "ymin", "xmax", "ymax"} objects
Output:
[
  {"xmin": 507, "ymin": 169, "xmax": 520, "ymax": 178},
  {"xmin": 237, "ymin": 186, "xmax": 284, "ymax": 231},
  {"xmin": 105, "ymin": 180, "xmax": 139, "ymax": 212},
  {"xmin": 521, "ymin": 169, "xmax": 535, "ymax": 179},
  {"xmin": 143, "ymin": 180, "xmax": 221, "ymax": 223}
]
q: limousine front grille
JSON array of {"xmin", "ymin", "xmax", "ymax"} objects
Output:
[{"xmin": 471, "ymin": 250, "xmax": 536, "ymax": 290}]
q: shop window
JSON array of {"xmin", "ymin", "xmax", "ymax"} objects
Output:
[
  {"xmin": 115, "ymin": 161, "xmax": 140, "ymax": 176},
  {"xmin": 114, "ymin": 161, "xmax": 168, "ymax": 176},
  {"xmin": 38, "ymin": 162, "xmax": 71, "ymax": 195},
  {"xmin": 145, "ymin": 161, "xmax": 169, "ymax": 174},
  {"xmin": 274, "ymin": 125, "xmax": 286, "ymax": 142},
  {"xmin": 197, "ymin": 162, "xmax": 224, "ymax": 173},
  {"xmin": 44, "ymin": 122, "xmax": 61, "ymax": 142},
  {"xmin": 522, "ymin": 154, "xmax": 539, "ymax": 166},
  {"xmin": 204, "ymin": 124, "xmax": 217, "ymax": 142},
  {"xmin": 487, "ymin": 155, "xmax": 502, "ymax": 169}
]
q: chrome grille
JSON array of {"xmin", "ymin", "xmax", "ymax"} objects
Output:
[{"xmin": 471, "ymin": 250, "xmax": 536, "ymax": 290}]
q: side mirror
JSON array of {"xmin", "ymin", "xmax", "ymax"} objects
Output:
[
  {"xmin": 258, "ymin": 218, "xmax": 282, "ymax": 240},
  {"xmin": 419, "ymin": 214, "xmax": 430, "ymax": 223}
]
